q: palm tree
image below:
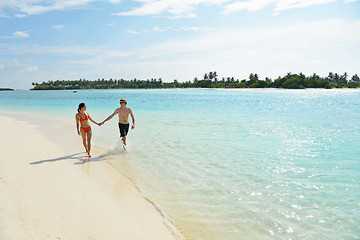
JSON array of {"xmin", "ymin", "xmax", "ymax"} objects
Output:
[
  {"xmin": 249, "ymin": 73, "xmax": 254, "ymax": 80},
  {"xmin": 328, "ymin": 72, "xmax": 334, "ymax": 80},
  {"xmin": 351, "ymin": 74, "xmax": 360, "ymax": 86},
  {"xmin": 209, "ymin": 72, "xmax": 214, "ymax": 80},
  {"xmin": 339, "ymin": 72, "xmax": 348, "ymax": 85}
]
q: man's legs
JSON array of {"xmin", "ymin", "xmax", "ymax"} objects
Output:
[
  {"xmin": 122, "ymin": 136, "xmax": 127, "ymax": 147},
  {"xmin": 119, "ymin": 123, "xmax": 129, "ymax": 150}
]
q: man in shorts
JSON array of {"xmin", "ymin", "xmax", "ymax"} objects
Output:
[{"xmin": 101, "ymin": 98, "xmax": 135, "ymax": 149}]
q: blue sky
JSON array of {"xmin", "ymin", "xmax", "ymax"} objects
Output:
[{"xmin": 0, "ymin": 0, "xmax": 359, "ymax": 89}]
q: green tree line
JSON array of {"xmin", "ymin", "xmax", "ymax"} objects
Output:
[{"xmin": 31, "ymin": 72, "xmax": 360, "ymax": 90}]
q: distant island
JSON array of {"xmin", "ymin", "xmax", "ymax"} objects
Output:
[
  {"xmin": 31, "ymin": 72, "xmax": 360, "ymax": 90},
  {"xmin": 0, "ymin": 88, "xmax": 14, "ymax": 91}
]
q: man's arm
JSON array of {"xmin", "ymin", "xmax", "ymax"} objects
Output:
[
  {"xmin": 102, "ymin": 109, "xmax": 118, "ymax": 125},
  {"xmin": 130, "ymin": 108, "xmax": 135, "ymax": 129}
]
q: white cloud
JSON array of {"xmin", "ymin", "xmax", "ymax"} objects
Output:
[
  {"xmin": 0, "ymin": 33, "xmax": 29, "ymax": 40},
  {"xmin": 0, "ymin": 0, "xmax": 347, "ymax": 18},
  {"xmin": 112, "ymin": 0, "xmax": 230, "ymax": 17},
  {"xmin": 12, "ymin": 44, "xmax": 132, "ymax": 59},
  {"xmin": 222, "ymin": 0, "xmax": 339, "ymax": 14},
  {"xmin": 25, "ymin": 66, "xmax": 39, "ymax": 73},
  {"xmin": 15, "ymin": 14, "xmax": 26, "ymax": 18},
  {"xmin": 168, "ymin": 12, "xmax": 198, "ymax": 18},
  {"xmin": 178, "ymin": 26, "xmax": 215, "ymax": 32},
  {"xmin": 110, "ymin": 0, "xmax": 342, "ymax": 17},
  {"xmin": 161, "ymin": 19, "xmax": 359, "ymax": 54},
  {"xmin": 274, "ymin": 0, "xmax": 338, "ymax": 11},
  {"xmin": 52, "ymin": 24, "xmax": 64, "ymax": 29},
  {"xmin": 152, "ymin": 25, "xmax": 214, "ymax": 32},
  {"xmin": 16, "ymin": 18, "xmax": 352, "ymax": 82},
  {"xmin": 222, "ymin": 0, "xmax": 275, "ymax": 15},
  {"xmin": 344, "ymin": 0, "xmax": 357, "ymax": 2},
  {"xmin": 1, "ymin": 59, "xmax": 38, "ymax": 72},
  {"xmin": 129, "ymin": 19, "xmax": 360, "ymax": 79},
  {"xmin": 0, "ymin": 0, "xmax": 121, "ymax": 16},
  {"xmin": 1, "ymin": 17, "xmax": 359, "ymax": 87},
  {"xmin": 310, "ymin": 59, "xmax": 321, "ymax": 64},
  {"xmin": 13, "ymin": 31, "xmax": 29, "ymax": 38},
  {"xmin": 9, "ymin": 0, "xmax": 95, "ymax": 15},
  {"xmin": 127, "ymin": 29, "xmax": 139, "ymax": 34},
  {"xmin": 153, "ymin": 26, "xmax": 169, "ymax": 32},
  {"xmin": 0, "ymin": 59, "xmax": 41, "ymax": 89}
]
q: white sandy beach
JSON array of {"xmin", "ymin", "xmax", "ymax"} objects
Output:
[{"xmin": 0, "ymin": 114, "xmax": 177, "ymax": 240}]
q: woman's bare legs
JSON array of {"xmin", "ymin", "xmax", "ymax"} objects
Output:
[
  {"xmin": 80, "ymin": 129, "xmax": 88, "ymax": 154},
  {"xmin": 86, "ymin": 129, "xmax": 92, "ymax": 157}
]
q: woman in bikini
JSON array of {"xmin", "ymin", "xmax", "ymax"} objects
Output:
[{"xmin": 75, "ymin": 103, "xmax": 101, "ymax": 157}]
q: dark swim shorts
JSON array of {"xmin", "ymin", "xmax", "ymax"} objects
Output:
[{"xmin": 118, "ymin": 123, "xmax": 129, "ymax": 137}]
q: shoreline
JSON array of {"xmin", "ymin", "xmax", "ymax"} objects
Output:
[
  {"xmin": 0, "ymin": 113, "xmax": 178, "ymax": 240},
  {"xmin": 5, "ymin": 87, "xmax": 360, "ymax": 93}
]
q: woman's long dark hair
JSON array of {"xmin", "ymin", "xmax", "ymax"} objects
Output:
[{"xmin": 78, "ymin": 103, "xmax": 85, "ymax": 113}]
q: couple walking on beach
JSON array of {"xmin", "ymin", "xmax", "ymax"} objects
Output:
[{"xmin": 75, "ymin": 98, "xmax": 135, "ymax": 157}]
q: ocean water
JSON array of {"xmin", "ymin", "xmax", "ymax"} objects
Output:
[{"xmin": 1, "ymin": 89, "xmax": 359, "ymax": 240}]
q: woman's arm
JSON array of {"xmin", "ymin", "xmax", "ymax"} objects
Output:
[
  {"xmin": 75, "ymin": 114, "xmax": 80, "ymax": 135},
  {"xmin": 88, "ymin": 114, "xmax": 100, "ymax": 126}
]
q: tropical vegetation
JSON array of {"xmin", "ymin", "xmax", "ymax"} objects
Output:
[{"xmin": 31, "ymin": 72, "xmax": 360, "ymax": 90}]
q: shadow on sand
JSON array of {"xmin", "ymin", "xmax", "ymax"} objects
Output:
[{"xmin": 30, "ymin": 152, "xmax": 117, "ymax": 165}]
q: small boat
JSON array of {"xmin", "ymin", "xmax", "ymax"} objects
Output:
[{"xmin": 73, "ymin": 90, "xmax": 77, "ymax": 93}]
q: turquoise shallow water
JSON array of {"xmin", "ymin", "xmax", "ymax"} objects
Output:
[{"xmin": 1, "ymin": 89, "xmax": 359, "ymax": 239}]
